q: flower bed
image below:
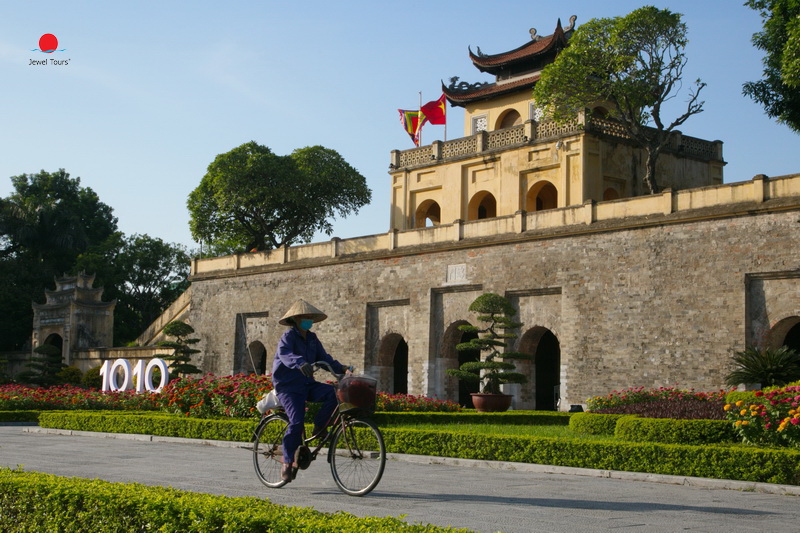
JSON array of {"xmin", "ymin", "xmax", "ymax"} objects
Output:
[
  {"xmin": 1, "ymin": 374, "xmax": 461, "ymax": 418},
  {"xmin": 587, "ymin": 386, "xmax": 729, "ymax": 419},
  {"xmin": 725, "ymin": 386, "xmax": 800, "ymax": 447}
]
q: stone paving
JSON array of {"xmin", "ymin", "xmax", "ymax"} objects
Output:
[{"xmin": 1, "ymin": 425, "xmax": 800, "ymax": 533}]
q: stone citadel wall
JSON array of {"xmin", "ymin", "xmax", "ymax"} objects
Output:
[{"xmin": 185, "ymin": 175, "xmax": 800, "ymax": 409}]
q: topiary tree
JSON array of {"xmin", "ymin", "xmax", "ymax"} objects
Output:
[
  {"xmin": 17, "ymin": 344, "xmax": 65, "ymax": 387},
  {"xmin": 157, "ymin": 321, "xmax": 202, "ymax": 378},
  {"xmin": 446, "ymin": 293, "xmax": 531, "ymax": 395},
  {"xmin": 725, "ymin": 346, "xmax": 800, "ymax": 388}
]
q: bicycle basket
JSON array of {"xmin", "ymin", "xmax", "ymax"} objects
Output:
[{"xmin": 336, "ymin": 375, "xmax": 377, "ymax": 414}]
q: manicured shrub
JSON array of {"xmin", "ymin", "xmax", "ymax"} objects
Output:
[
  {"xmin": 0, "ymin": 468, "xmax": 468, "ymax": 532},
  {"xmin": 569, "ymin": 412, "xmax": 631, "ymax": 435},
  {"xmin": 614, "ymin": 417, "xmax": 737, "ymax": 445},
  {"xmin": 0, "ymin": 410, "xmax": 39, "ymax": 423},
  {"xmin": 373, "ymin": 411, "xmax": 569, "ymax": 426},
  {"xmin": 39, "ymin": 411, "xmax": 800, "ymax": 485}
]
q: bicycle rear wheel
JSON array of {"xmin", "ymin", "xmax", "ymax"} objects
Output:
[
  {"xmin": 329, "ymin": 417, "xmax": 386, "ymax": 496},
  {"xmin": 253, "ymin": 414, "xmax": 290, "ymax": 488}
]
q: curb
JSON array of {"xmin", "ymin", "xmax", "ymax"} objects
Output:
[{"xmin": 25, "ymin": 427, "xmax": 800, "ymax": 497}]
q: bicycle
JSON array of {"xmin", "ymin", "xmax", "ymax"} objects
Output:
[{"xmin": 251, "ymin": 361, "xmax": 386, "ymax": 496}]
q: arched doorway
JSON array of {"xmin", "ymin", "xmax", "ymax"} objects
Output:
[
  {"xmin": 393, "ymin": 339, "xmax": 409, "ymax": 394},
  {"xmin": 468, "ymin": 191, "xmax": 497, "ymax": 220},
  {"xmin": 519, "ymin": 327, "xmax": 560, "ymax": 410},
  {"xmin": 42, "ymin": 333, "xmax": 64, "ymax": 359},
  {"xmin": 415, "ymin": 200, "xmax": 441, "ymax": 228},
  {"xmin": 603, "ymin": 188, "xmax": 620, "ymax": 201},
  {"xmin": 526, "ymin": 182, "xmax": 558, "ymax": 212},
  {"xmin": 377, "ymin": 333, "xmax": 408, "ymax": 394},
  {"xmin": 497, "ymin": 109, "xmax": 522, "ymax": 129},
  {"xmin": 769, "ymin": 316, "xmax": 800, "ymax": 353},
  {"xmin": 247, "ymin": 341, "xmax": 267, "ymax": 374},
  {"xmin": 442, "ymin": 321, "xmax": 480, "ymax": 408}
]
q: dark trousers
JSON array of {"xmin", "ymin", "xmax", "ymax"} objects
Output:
[{"xmin": 276, "ymin": 382, "xmax": 337, "ymax": 464}]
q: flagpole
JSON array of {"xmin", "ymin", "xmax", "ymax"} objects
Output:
[{"xmin": 418, "ymin": 91, "xmax": 422, "ymax": 146}]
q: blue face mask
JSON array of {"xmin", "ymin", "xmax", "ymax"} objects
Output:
[{"xmin": 299, "ymin": 319, "xmax": 314, "ymax": 331}]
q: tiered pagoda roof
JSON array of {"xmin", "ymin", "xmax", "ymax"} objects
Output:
[{"xmin": 443, "ymin": 16, "xmax": 576, "ymax": 107}]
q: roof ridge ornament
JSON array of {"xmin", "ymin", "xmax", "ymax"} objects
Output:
[
  {"xmin": 446, "ymin": 76, "xmax": 490, "ymax": 94},
  {"xmin": 529, "ymin": 28, "xmax": 540, "ymax": 41},
  {"xmin": 565, "ymin": 15, "xmax": 577, "ymax": 32}
]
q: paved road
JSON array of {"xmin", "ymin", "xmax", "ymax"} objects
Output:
[{"xmin": 1, "ymin": 425, "xmax": 799, "ymax": 533}]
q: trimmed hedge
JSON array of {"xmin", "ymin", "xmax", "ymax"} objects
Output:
[
  {"xmin": 569, "ymin": 412, "xmax": 632, "ymax": 435},
  {"xmin": 39, "ymin": 411, "xmax": 257, "ymax": 441},
  {"xmin": 726, "ymin": 391, "xmax": 758, "ymax": 405},
  {"xmin": 39, "ymin": 411, "xmax": 800, "ymax": 485},
  {"xmin": 373, "ymin": 411, "xmax": 571, "ymax": 426},
  {"xmin": 614, "ymin": 417, "xmax": 737, "ymax": 445},
  {"xmin": 0, "ymin": 468, "xmax": 469, "ymax": 532},
  {"xmin": 381, "ymin": 429, "xmax": 800, "ymax": 485},
  {"xmin": 0, "ymin": 410, "xmax": 39, "ymax": 423}
]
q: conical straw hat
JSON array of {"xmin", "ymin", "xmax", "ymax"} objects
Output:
[{"xmin": 279, "ymin": 299, "xmax": 328, "ymax": 326}]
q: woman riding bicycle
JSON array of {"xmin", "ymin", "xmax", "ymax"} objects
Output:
[{"xmin": 272, "ymin": 299, "xmax": 349, "ymax": 482}]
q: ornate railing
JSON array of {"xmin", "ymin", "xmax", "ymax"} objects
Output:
[{"xmin": 392, "ymin": 114, "xmax": 721, "ymax": 170}]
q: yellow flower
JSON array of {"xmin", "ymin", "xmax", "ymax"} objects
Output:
[
  {"xmin": 740, "ymin": 409, "xmax": 748, "ymax": 416},
  {"xmin": 735, "ymin": 420, "xmax": 742, "ymax": 427},
  {"xmin": 736, "ymin": 400, "xmax": 744, "ymax": 407},
  {"xmin": 724, "ymin": 404, "xmax": 732, "ymax": 411},
  {"xmin": 751, "ymin": 411, "xmax": 759, "ymax": 416},
  {"xmin": 741, "ymin": 420, "xmax": 749, "ymax": 426},
  {"xmin": 749, "ymin": 405, "xmax": 758, "ymax": 411}
]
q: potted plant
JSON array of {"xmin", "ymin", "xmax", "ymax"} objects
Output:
[{"xmin": 446, "ymin": 293, "xmax": 531, "ymax": 412}]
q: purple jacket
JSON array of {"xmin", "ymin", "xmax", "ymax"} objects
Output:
[{"xmin": 271, "ymin": 327, "xmax": 344, "ymax": 392}]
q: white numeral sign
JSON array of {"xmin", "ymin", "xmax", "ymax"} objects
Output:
[{"xmin": 99, "ymin": 358, "xmax": 170, "ymax": 393}]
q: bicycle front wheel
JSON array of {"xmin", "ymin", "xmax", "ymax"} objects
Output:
[
  {"xmin": 253, "ymin": 414, "xmax": 289, "ymax": 488},
  {"xmin": 329, "ymin": 418, "xmax": 386, "ymax": 496}
]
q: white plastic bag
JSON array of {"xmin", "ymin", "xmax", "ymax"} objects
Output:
[{"xmin": 256, "ymin": 390, "xmax": 281, "ymax": 414}]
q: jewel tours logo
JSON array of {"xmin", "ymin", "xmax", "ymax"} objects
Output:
[{"xmin": 29, "ymin": 33, "xmax": 70, "ymax": 66}]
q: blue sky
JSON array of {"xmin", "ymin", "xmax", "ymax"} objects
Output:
[{"xmin": 1, "ymin": 1, "xmax": 796, "ymax": 251}]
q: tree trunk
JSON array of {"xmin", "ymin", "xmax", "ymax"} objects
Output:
[{"xmin": 642, "ymin": 147, "xmax": 661, "ymax": 194}]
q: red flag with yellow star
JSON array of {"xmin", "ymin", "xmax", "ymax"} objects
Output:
[{"xmin": 420, "ymin": 94, "xmax": 446, "ymax": 125}]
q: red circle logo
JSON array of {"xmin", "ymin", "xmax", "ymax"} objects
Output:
[{"xmin": 39, "ymin": 34, "xmax": 58, "ymax": 53}]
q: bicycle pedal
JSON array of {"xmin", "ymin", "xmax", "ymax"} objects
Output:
[{"xmin": 295, "ymin": 446, "xmax": 313, "ymax": 470}]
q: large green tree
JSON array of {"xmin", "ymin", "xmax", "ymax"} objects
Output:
[
  {"xmin": 75, "ymin": 233, "xmax": 191, "ymax": 344},
  {"xmin": 188, "ymin": 142, "xmax": 371, "ymax": 252},
  {"xmin": 743, "ymin": 0, "xmax": 800, "ymax": 133},
  {"xmin": 0, "ymin": 170, "xmax": 118, "ymax": 350},
  {"xmin": 532, "ymin": 6, "xmax": 706, "ymax": 195}
]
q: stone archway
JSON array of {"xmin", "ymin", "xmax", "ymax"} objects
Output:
[
  {"xmin": 42, "ymin": 333, "xmax": 64, "ymax": 363},
  {"xmin": 442, "ymin": 320, "xmax": 480, "ymax": 407},
  {"xmin": 518, "ymin": 326, "xmax": 561, "ymax": 410},
  {"xmin": 247, "ymin": 340, "xmax": 268, "ymax": 375},
  {"xmin": 769, "ymin": 316, "xmax": 800, "ymax": 353},
  {"xmin": 377, "ymin": 333, "xmax": 409, "ymax": 394},
  {"xmin": 415, "ymin": 200, "xmax": 441, "ymax": 228},
  {"xmin": 526, "ymin": 181, "xmax": 558, "ymax": 212},
  {"xmin": 497, "ymin": 109, "xmax": 522, "ymax": 129},
  {"xmin": 468, "ymin": 192, "xmax": 497, "ymax": 221}
]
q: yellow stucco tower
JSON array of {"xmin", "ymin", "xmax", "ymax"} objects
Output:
[{"xmin": 389, "ymin": 17, "xmax": 725, "ymax": 231}]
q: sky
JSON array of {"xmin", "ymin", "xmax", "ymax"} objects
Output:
[{"xmin": 1, "ymin": 1, "xmax": 797, "ymax": 252}]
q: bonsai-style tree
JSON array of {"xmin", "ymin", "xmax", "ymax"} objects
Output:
[
  {"xmin": 725, "ymin": 346, "xmax": 800, "ymax": 388},
  {"xmin": 446, "ymin": 293, "xmax": 531, "ymax": 394},
  {"xmin": 157, "ymin": 321, "xmax": 202, "ymax": 378},
  {"xmin": 17, "ymin": 344, "xmax": 65, "ymax": 387}
]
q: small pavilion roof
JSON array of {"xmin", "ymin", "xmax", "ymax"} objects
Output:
[{"xmin": 442, "ymin": 16, "xmax": 575, "ymax": 108}]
